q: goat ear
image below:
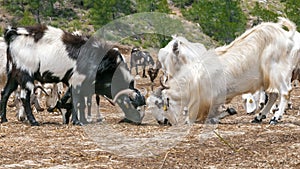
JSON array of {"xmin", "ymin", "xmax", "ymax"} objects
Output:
[{"xmin": 172, "ymin": 41, "xmax": 179, "ymax": 55}]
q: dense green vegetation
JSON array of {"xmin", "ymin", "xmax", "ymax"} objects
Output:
[
  {"xmin": 182, "ymin": 0, "xmax": 247, "ymax": 44},
  {"xmin": 282, "ymin": 0, "xmax": 300, "ymax": 31},
  {"xmin": 0, "ymin": 0, "xmax": 300, "ymax": 47}
]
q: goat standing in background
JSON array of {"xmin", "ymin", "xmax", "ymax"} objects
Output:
[{"xmin": 130, "ymin": 47, "xmax": 155, "ymax": 78}]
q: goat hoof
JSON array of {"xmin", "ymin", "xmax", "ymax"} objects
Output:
[
  {"xmin": 96, "ymin": 118, "xmax": 104, "ymax": 123},
  {"xmin": 72, "ymin": 120, "xmax": 83, "ymax": 126},
  {"xmin": 63, "ymin": 118, "xmax": 70, "ymax": 124},
  {"xmin": 287, "ymin": 103, "xmax": 292, "ymax": 110},
  {"xmin": 278, "ymin": 116, "xmax": 282, "ymax": 120},
  {"xmin": 119, "ymin": 118, "xmax": 141, "ymax": 125},
  {"xmin": 18, "ymin": 116, "xmax": 26, "ymax": 122},
  {"xmin": 157, "ymin": 118, "xmax": 171, "ymax": 126},
  {"xmin": 269, "ymin": 119, "xmax": 279, "ymax": 125},
  {"xmin": 35, "ymin": 107, "xmax": 44, "ymax": 112},
  {"xmin": 208, "ymin": 118, "xmax": 219, "ymax": 124},
  {"xmin": 1, "ymin": 118, "xmax": 8, "ymax": 123},
  {"xmin": 247, "ymin": 111, "xmax": 255, "ymax": 115},
  {"xmin": 30, "ymin": 121, "xmax": 40, "ymax": 126},
  {"xmin": 226, "ymin": 108, "xmax": 237, "ymax": 115},
  {"xmin": 80, "ymin": 119, "xmax": 89, "ymax": 125},
  {"xmin": 251, "ymin": 117, "xmax": 262, "ymax": 123},
  {"xmin": 87, "ymin": 116, "xmax": 93, "ymax": 123}
]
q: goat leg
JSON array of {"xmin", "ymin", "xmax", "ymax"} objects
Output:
[
  {"xmin": 87, "ymin": 96, "xmax": 92, "ymax": 122},
  {"xmin": 252, "ymin": 92, "xmax": 278, "ymax": 123},
  {"xmin": 21, "ymin": 89, "xmax": 39, "ymax": 126},
  {"xmin": 95, "ymin": 94, "xmax": 103, "ymax": 122},
  {"xmin": 31, "ymin": 94, "xmax": 44, "ymax": 112},
  {"xmin": 0, "ymin": 78, "xmax": 18, "ymax": 123},
  {"xmin": 70, "ymin": 87, "xmax": 83, "ymax": 126},
  {"xmin": 142, "ymin": 66, "xmax": 147, "ymax": 78}
]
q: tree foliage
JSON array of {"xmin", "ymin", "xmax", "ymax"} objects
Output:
[
  {"xmin": 282, "ymin": 0, "xmax": 300, "ymax": 31},
  {"xmin": 84, "ymin": 0, "xmax": 170, "ymax": 29},
  {"xmin": 172, "ymin": 0, "xmax": 194, "ymax": 8},
  {"xmin": 2, "ymin": 0, "xmax": 74, "ymax": 26},
  {"xmin": 182, "ymin": 0, "xmax": 247, "ymax": 44},
  {"xmin": 2, "ymin": 0, "xmax": 300, "ymax": 45},
  {"xmin": 84, "ymin": 0, "xmax": 134, "ymax": 29},
  {"xmin": 18, "ymin": 9, "xmax": 36, "ymax": 26},
  {"xmin": 135, "ymin": 0, "xmax": 170, "ymax": 13},
  {"xmin": 250, "ymin": 2, "xmax": 279, "ymax": 26}
]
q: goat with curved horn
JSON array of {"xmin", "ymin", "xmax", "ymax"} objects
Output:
[{"xmin": 159, "ymin": 76, "xmax": 170, "ymax": 90}]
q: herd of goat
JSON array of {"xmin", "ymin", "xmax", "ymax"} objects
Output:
[{"xmin": 0, "ymin": 17, "xmax": 300, "ymax": 126}]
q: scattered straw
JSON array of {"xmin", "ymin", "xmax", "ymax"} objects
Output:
[{"xmin": 159, "ymin": 151, "xmax": 170, "ymax": 169}]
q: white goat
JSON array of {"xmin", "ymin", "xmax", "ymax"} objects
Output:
[
  {"xmin": 243, "ymin": 30, "xmax": 300, "ymax": 117},
  {"xmin": 158, "ymin": 36, "xmax": 207, "ymax": 82},
  {"xmin": 147, "ymin": 17, "xmax": 298, "ymax": 125}
]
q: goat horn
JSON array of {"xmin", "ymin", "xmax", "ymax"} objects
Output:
[
  {"xmin": 159, "ymin": 76, "xmax": 170, "ymax": 90},
  {"xmin": 34, "ymin": 85, "xmax": 49, "ymax": 96},
  {"xmin": 103, "ymin": 95, "xmax": 115, "ymax": 106},
  {"xmin": 103, "ymin": 89, "xmax": 136, "ymax": 106},
  {"xmin": 112, "ymin": 89, "xmax": 136, "ymax": 103},
  {"xmin": 140, "ymin": 87, "xmax": 147, "ymax": 96}
]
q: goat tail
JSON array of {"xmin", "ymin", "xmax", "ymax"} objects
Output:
[
  {"xmin": 277, "ymin": 17, "xmax": 296, "ymax": 39},
  {"xmin": 4, "ymin": 26, "xmax": 18, "ymax": 45}
]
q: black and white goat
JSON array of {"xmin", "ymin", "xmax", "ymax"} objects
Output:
[
  {"xmin": 0, "ymin": 37, "xmax": 6, "ymax": 88},
  {"xmin": 1, "ymin": 25, "xmax": 146, "ymax": 126},
  {"xmin": 1, "ymin": 37, "xmax": 45, "ymax": 119},
  {"xmin": 130, "ymin": 47, "xmax": 155, "ymax": 78}
]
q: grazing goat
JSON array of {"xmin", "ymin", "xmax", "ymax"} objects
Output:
[
  {"xmin": 67, "ymin": 47, "xmax": 146, "ymax": 124},
  {"xmin": 147, "ymin": 18, "xmax": 298, "ymax": 125},
  {"xmin": 130, "ymin": 47, "xmax": 155, "ymax": 78},
  {"xmin": 1, "ymin": 25, "xmax": 145, "ymax": 126}
]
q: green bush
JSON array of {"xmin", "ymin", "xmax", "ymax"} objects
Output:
[
  {"xmin": 122, "ymin": 33, "xmax": 171, "ymax": 49},
  {"xmin": 172, "ymin": 0, "xmax": 194, "ymax": 8},
  {"xmin": 18, "ymin": 9, "xmax": 36, "ymax": 26},
  {"xmin": 250, "ymin": 2, "xmax": 279, "ymax": 26},
  {"xmin": 282, "ymin": 0, "xmax": 300, "ymax": 32},
  {"xmin": 182, "ymin": 0, "xmax": 247, "ymax": 44}
]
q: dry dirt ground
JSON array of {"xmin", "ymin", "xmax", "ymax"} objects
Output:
[{"xmin": 0, "ymin": 52, "xmax": 300, "ymax": 169}]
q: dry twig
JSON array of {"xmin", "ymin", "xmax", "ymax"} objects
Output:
[{"xmin": 159, "ymin": 151, "xmax": 170, "ymax": 169}]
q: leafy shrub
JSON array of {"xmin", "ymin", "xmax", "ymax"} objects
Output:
[
  {"xmin": 18, "ymin": 9, "xmax": 36, "ymax": 26},
  {"xmin": 172, "ymin": 0, "xmax": 194, "ymax": 8},
  {"xmin": 182, "ymin": 0, "xmax": 247, "ymax": 44},
  {"xmin": 250, "ymin": 2, "xmax": 279, "ymax": 26},
  {"xmin": 282, "ymin": 0, "xmax": 300, "ymax": 32}
]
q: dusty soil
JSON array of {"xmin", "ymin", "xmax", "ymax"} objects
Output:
[{"xmin": 0, "ymin": 52, "xmax": 300, "ymax": 169}]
